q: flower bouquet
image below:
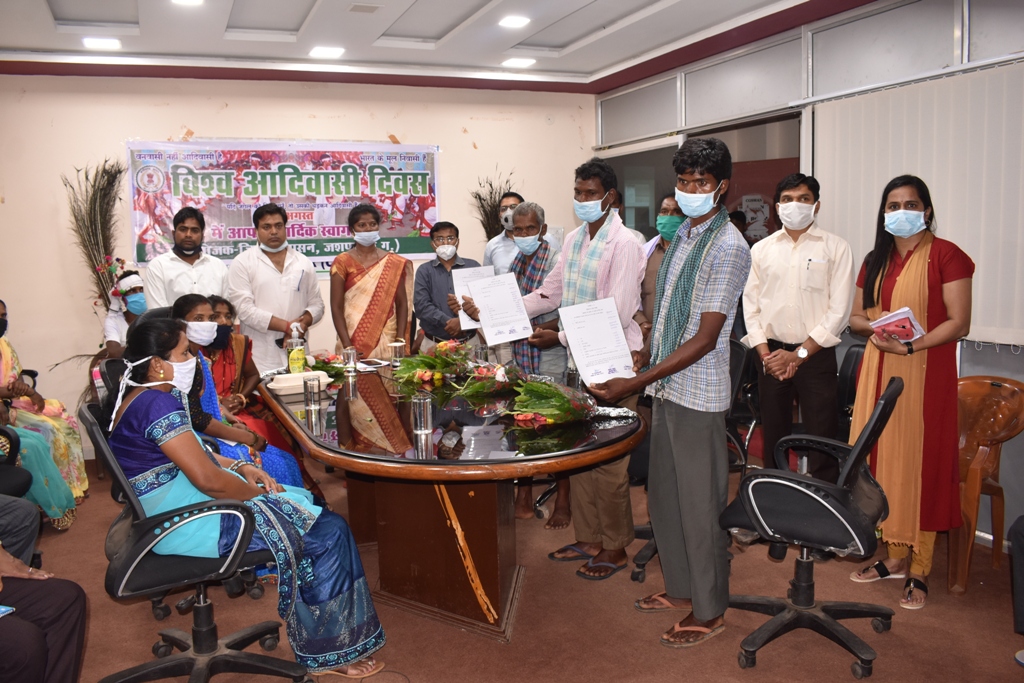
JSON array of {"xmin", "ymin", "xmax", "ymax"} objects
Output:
[
  {"xmin": 456, "ymin": 363, "xmax": 525, "ymax": 400},
  {"xmin": 309, "ymin": 354, "xmax": 349, "ymax": 382},
  {"xmin": 393, "ymin": 340, "xmax": 471, "ymax": 392},
  {"xmin": 510, "ymin": 422, "xmax": 594, "ymax": 455},
  {"xmin": 510, "ymin": 381, "xmax": 597, "ymax": 427}
]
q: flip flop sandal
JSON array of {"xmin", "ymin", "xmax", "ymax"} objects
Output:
[
  {"xmin": 314, "ymin": 659, "xmax": 385, "ymax": 679},
  {"xmin": 634, "ymin": 592, "xmax": 690, "ymax": 613},
  {"xmin": 659, "ymin": 622, "xmax": 726, "ymax": 649},
  {"xmin": 849, "ymin": 560, "xmax": 907, "ymax": 583},
  {"xmin": 575, "ymin": 559, "xmax": 628, "ymax": 581},
  {"xmin": 548, "ymin": 543, "xmax": 595, "ymax": 562},
  {"xmin": 900, "ymin": 577, "xmax": 928, "ymax": 610}
]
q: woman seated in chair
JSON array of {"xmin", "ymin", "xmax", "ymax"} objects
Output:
[
  {"xmin": 0, "ymin": 299, "xmax": 90, "ymax": 501},
  {"xmin": 170, "ymin": 295, "xmax": 307, "ymax": 491},
  {"xmin": 106, "ymin": 318, "xmax": 385, "ymax": 677}
]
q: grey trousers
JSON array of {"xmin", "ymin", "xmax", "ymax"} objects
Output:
[
  {"xmin": 0, "ymin": 494, "xmax": 39, "ymax": 564},
  {"xmin": 649, "ymin": 398, "xmax": 730, "ymax": 622}
]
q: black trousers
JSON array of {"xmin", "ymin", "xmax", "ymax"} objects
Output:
[
  {"xmin": 1011, "ymin": 516, "xmax": 1024, "ymax": 635},
  {"xmin": 0, "ymin": 577, "xmax": 87, "ymax": 683},
  {"xmin": 757, "ymin": 344, "xmax": 839, "ymax": 483}
]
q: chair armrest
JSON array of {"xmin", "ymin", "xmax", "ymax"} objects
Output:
[
  {"xmin": 0, "ymin": 425, "xmax": 20, "ymax": 466},
  {"xmin": 198, "ymin": 434, "xmax": 221, "ymax": 455},
  {"xmin": 20, "ymin": 370, "xmax": 38, "ymax": 389},
  {"xmin": 773, "ymin": 434, "xmax": 853, "ymax": 471}
]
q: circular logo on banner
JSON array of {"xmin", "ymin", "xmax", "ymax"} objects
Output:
[{"xmin": 135, "ymin": 166, "xmax": 165, "ymax": 193}]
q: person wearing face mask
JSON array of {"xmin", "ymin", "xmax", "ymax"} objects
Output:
[
  {"xmin": 227, "ymin": 203, "xmax": 325, "ymax": 374},
  {"xmin": 105, "ymin": 318, "xmax": 385, "ymax": 678},
  {"xmin": 848, "ymin": 175, "xmax": 974, "ymax": 611},
  {"xmin": 413, "ymin": 221, "xmax": 481, "ymax": 352},
  {"xmin": 0, "ymin": 299, "xmax": 89, "ymax": 501},
  {"xmin": 144, "ymin": 207, "xmax": 229, "ymax": 309},
  {"xmin": 103, "ymin": 270, "xmax": 148, "ymax": 359},
  {"xmin": 330, "ymin": 203, "xmax": 412, "ymax": 360},
  {"xmin": 172, "ymin": 295, "xmax": 305, "ymax": 490},
  {"xmin": 635, "ymin": 194, "xmax": 685, "ymax": 343},
  {"xmin": 741, "ymin": 174, "xmax": 854, "ymax": 485}
]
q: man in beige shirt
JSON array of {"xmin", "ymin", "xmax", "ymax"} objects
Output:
[{"xmin": 742, "ymin": 173, "xmax": 854, "ymax": 482}]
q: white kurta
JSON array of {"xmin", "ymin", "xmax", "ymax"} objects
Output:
[
  {"xmin": 226, "ymin": 245, "xmax": 325, "ymax": 373},
  {"xmin": 144, "ymin": 251, "xmax": 229, "ymax": 309}
]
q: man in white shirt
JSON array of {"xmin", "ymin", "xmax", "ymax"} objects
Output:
[
  {"xmin": 144, "ymin": 207, "xmax": 229, "ymax": 308},
  {"xmin": 227, "ymin": 203, "xmax": 326, "ymax": 374},
  {"xmin": 742, "ymin": 173, "xmax": 854, "ymax": 482}
]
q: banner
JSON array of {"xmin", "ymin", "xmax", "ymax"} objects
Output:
[{"xmin": 127, "ymin": 140, "xmax": 439, "ymax": 275}]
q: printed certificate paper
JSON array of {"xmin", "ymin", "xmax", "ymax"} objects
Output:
[
  {"xmin": 559, "ymin": 298, "xmax": 636, "ymax": 387},
  {"xmin": 451, "ymin": 265, "xmax": 495, "ymax": 330},
  {"xmin": 467, "ymin": 273, "xmax": 533, "ymax": 345}
]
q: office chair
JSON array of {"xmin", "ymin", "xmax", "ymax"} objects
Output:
[
  {"xmin": 718, "ymin": 377, "xmax": 903, "ymax": 679},
  {"xmin": 78, "ymin": 403, "xmax": 309, "ymax": 683},
  {"xmin": 0, "ymin": 424, "xmax": 33, "ymax": 498},
  {"xmin": 126, "ymin": 306, "xmax": 172, "ymax": 338},
  {"xmin": 836, "ymin": 343, "xmax": 866, "ymax": 442}
]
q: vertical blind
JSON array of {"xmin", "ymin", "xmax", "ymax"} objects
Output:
[{"xmin": 814, "ymin": 60, "xmax": 1024, "ymax": 344}]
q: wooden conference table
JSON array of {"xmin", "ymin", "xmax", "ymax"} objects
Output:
[{"xmin": 260, "ymin": 370, "xmax": 645, "ymax": 642}]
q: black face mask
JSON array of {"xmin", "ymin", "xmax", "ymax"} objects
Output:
[
  {"xmin": 0, "ymin": 319, "xmax": 7, "ymax": 338},
  {"xmin": 206, "ymin": 324, "xmax": 233, "ymax": 350},
  {"xmin": 172, "ymin": 241, "xmax": 202, "ymax": 258}
]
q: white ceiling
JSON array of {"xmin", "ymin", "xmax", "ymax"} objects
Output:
[{"xmin": 0, "ymin": 0, "xmax": 808, "ymax": 86}]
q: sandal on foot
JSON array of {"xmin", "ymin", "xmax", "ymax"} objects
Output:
[
  {"xmin": 575, "ymin": 559, "xmax": 627, "ymax": 581},
  {"xmin": 315, "ymin": 659, "xmax": 385, "ymax": 679},
  {"xmin": 659, "ymin": 622, "xmax": 726, "ymax": 649},
  {"xmin": 900, "ymin": 577, "xmax": 928, "ymax": 610},
  {"xmin": 634, "ymin": 592, "xmax": 690, "ymax": 613},
  {"xmin": 850, "ymin": 560, "xmax": 907, "ymax": 583},
  {"xmin": 548, "ymin": 543, "xmax": 594, "ymax": 562}
]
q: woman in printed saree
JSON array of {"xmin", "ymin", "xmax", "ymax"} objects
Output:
[
  {"xmin": 0, "ymin": 299, "xmax": 89, "ymax": 500},
  {"xmin": 171, "ymin": 295, "xmax": 305, "ymax": 490},
  {"xmin": 330, "ymin": 203, "xmax": 413, "ymax": 359},
  {"xmin": 847, "ymin": 176, "xmax": 974, "ymax": 610},
  {"xmin": 106, "ymin": 318, "xmax": 385, "ymax": 677}
]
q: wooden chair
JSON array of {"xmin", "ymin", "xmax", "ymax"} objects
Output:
[{"xmin": 948, "ymin": 376, "xmax": 1024, "ymax": 595}]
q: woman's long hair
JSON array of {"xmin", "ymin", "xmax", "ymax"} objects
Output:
[{"xmin": 861, "ymin": 175, "xmax": 936, "ymax": 309}]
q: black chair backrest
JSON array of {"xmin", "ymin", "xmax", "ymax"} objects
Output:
[
  {"xmin": 727, "ymin": 339, "xmax": 753, "ymax": 420},
  {"xmin": 837, "ymin": 343, "xmax": 866, "ymax": 414},
  {"xmin": 837, "ymin": 376, "xmax": 904, "ymax": 489},
  {"xmin": 78, "ymin": 403, "xmax": 145, "ymax": 518},
  {"xmin": 100, "ymin": 357, "xmax": 128, "ymax": 395},
  {"xmin": 0, "ymin": 425, "xmax": 20, "ymax": 466}
]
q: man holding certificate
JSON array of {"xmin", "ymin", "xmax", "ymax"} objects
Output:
[{"xmin": 590, "ymin": 138, "xmax": 750, "ymax": 648}]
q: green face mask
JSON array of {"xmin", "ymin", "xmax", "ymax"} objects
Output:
[{"xmin": 656, "ymin": 214, "xmax": 685, "ymax": 241}]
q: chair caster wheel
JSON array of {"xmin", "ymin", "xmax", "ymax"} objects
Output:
[
  {"xmin": 534, "ymin": 508, "xmax": 546, "ymax": 519},
  {"xmin": 248, "ymin": 582, "xmax": 265, "ymax": 600},
  {"xmin": 871, "ymin": 617, "xmax": 891, "ymax": 633},
  {"xmin": 259, "ymin": 634, "xmax": 279, "ymax": 651},
  {"xmin": 851, "ymin": 660, "xmax": 872, "ymax": 679},
  {"xmin": 152, "ymin": 603, "xmax": 171, "ymax": 621},
  {"xmin": 152, "ymin": 641, "xmax": 174, "ymax": 658},
  {"xmin": 738, "ymin": 651, "xmax": 756, "ymax": 669},
  {"xmin": 631, "ymin": 568, "xmax": 645, "ymax": 583}
]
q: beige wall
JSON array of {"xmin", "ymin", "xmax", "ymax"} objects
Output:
[{"xmin": 0, "ymin": 74, "xmax": 596, "ymax": 422}]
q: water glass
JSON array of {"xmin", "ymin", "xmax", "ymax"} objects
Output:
[
  {"xmin": 302, "ymin": 376, "xmax": 321, "ymax": 408},
  {"xmin": 473, "ymin": 345, "xmax": 489, "ymax": 364},
  {"xmin": 342, "ymin": 347, "xmax": 358, "ymax": 375},
  {"xmin": 388, "ymin": 341, "xmax": 405, "ymax": 368}
]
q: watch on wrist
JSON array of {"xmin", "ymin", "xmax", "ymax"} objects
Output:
[
  {"xmin": 905, "ymin": 341, "xmax": 915, "ymax": 355},
  {"xmin": 796, "ymin": 346, "xmax": 809, "ymax": 360}
]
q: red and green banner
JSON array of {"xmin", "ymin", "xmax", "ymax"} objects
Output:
[{"xmin": 127, "ymin": 140, "xmax": 439, "ymax": 274}]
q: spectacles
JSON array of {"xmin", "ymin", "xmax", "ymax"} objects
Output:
[{"xmin": 432, "ymin": 236, "xmax": 458, "ymax": 244}]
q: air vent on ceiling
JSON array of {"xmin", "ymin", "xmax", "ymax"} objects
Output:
[{"xmin": 349, "ymin": 3, "xmax": 381, "ymax": 13}]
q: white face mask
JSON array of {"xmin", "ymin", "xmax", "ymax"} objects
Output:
[
  {"xmin": 776, "ymin": 201, "xmax": 818, "ymax": 231},
  {"xmin": 436, "ymin": 244, "xmax": 457, "ymax": 260},
  {"xmin": 259, "ymin": 240, "xmax": 289, "ymax": 253},
  {"xmin": 107, "ymin": 354, "xmax": 194, "ymax": 430},
  {"xmin": 500, "ymin": 207, "xmax": 516, "ymax": 231},
  {"xmin": 353, "ymin": 231, "xmax": 379, "ymax": 246},
  {"xmin": 185, "ymin": 321, "xmax": 217, "ymax": 346},
  {"xmin": 168, "ymin": 357, "xmax": 197, "ymax": 396}
]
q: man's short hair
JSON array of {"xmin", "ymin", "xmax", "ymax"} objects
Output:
[
  {"xmin": 513, "ymin": 202, "xmax": 545, "ymax": 227},
  {"xmin": 729, "ymin": 210, "xmax": 747, "ymax": 226},
  {"xmin": 252, "ymin": 203, "xmax": 288, "ymax": 228},
  {"xmin": 672, "ymin": 138, "xmax": 732, "ymax": 182},
  {"xmin": 773, "ymin": 173, "xmax": 821, "ymax": 206},
  {"xmin": 430, "ymin": 221, "xmax": 459, "ymax": 239},
  {"xmin": 173, "ymin": 206, "xmax": 205, "ymax": 231},
  {"xmin": 499, "ymin": 191, "xmax": 525, "ymax": 204},
  {"xmin": 574, "ymin": 157, "xmax": 617, "ymax": 195}
]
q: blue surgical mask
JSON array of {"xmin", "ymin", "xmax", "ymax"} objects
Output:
[
  {"xmin": 259, "ymin": 240, "xmax": 289, "ymax": 253},
  {"xmin": 884, "ymin": 210, "xmax": 928, "ymax": 238},
  {"xmin": 675, "ymin": 183, "xmax": 722, "ymax": 218},
  {"xmin": 514, "ymin": 234, "xmax": 541, "ymax": 255},
  {"xmin": 125, "ymin": 293, "xmax": 148, "ymax": 315},
  {"xmin": 655, "ymin": 215, "xmax": 685, "ymax": 241},
  {"xmin": 573, "ymin": 191, "xmax": 609, "ymax": 224},
  {"xmin": 353, "ymin": 231, "xmax": 379, "ymax": 246}
]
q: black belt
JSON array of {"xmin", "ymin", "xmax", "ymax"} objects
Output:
[
  {"xmin": 425, "ymin": 331, "xmax": 476, "ymax": 343},
  {"xmin": 767, "ymin": 339, "xmax": 802, "ymax": 352}
]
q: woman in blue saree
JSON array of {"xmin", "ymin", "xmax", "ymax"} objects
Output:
[{"xmin": 106, "ymin": 318, "xmax": 385, "ymax": 678}]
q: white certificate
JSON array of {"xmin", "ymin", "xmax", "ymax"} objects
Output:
[
  {"xmin": 467, "ymin": 273, "xmax": 534, "ymax": 345},
  {"xmin": 559, "ymin": 298, "xmax": 636, "ymax": 387},
  {"xmin": 451, "ymin": 265, "xmax": 495, "ymax": 330}
]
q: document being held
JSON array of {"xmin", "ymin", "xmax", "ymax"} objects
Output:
[
  {"xmin": 467, "ymin": 273, "xmax": 533, "ymax": 345},
  {"xmin": 451, "ymin": 265, "xmax": 495, "ymax": 330},
  {"xmin": 870, "ymin": 306, "xmax": 925, "ymax": 342},
  {"xmin": 559, "ymin": 298, "xmax": 636, "ymax": 387}
]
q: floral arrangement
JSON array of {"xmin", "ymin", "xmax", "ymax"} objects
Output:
[
  {"xmin": 455, "ymin": 363, "xmax": 525, "ymax": 400},
  {"xmin": 511, "ymin": 381, "xmax": 597, "ymax": 426},
  {"xmin": 309, "ymin": 354, "xmax": 349, "ymax": 382},
  {"xmin": 393, "ymin": 340, "xmax": 471, "ymax": 392},
  {"xmin": 511, "ymin": 422, "xmax": 594, "ymax": 455}
]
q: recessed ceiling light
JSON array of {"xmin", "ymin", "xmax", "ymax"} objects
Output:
[
  {"xmin": 172, "ymin": 0, "xmax": 204, "ymax": 5},
  {"xmin": 309, "ymin": 46, "xmax": 345, "ymax": 59},
  {"xmin": 82, "ymin": 37, "xmax": 122, "ymax": 50},
  {"xmin": 502, "ymin": 58, "xmax": 535, "ymax": 68},
  {"xmin": 499, "ymin": 16, "xmax": 530, "ymax": 28}
]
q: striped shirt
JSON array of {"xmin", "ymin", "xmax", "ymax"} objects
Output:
[{"xmin": 647, "ymin": 216, "xmax": 751, "ymax": 412}]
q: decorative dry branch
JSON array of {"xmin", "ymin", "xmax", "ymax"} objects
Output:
[
  {"xmin": 62, "ymin": 159, "xmax": 127, "ymax": 310},
  {"xmin": 470, "ymin": 168, "xmax": 517, "ymax": 240}
]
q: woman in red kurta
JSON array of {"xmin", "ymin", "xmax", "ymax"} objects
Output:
[{"xmin": 847, "ymin": 175, "xmax": 974, "ymax": 610}]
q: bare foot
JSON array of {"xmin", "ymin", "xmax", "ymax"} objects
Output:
[
  {"xmin": 576, "ymin": 548, "xmax": 627, "ymax": 579},
  {"xmin": 545, "ymin": 506, "xmax": 571, "ymax": 530},
  {"xmin": 515, "ymin": 481, "xmax": 535, "ymax": 519},
  {"xmin": 660, "ymin": 614, "xmax": 725, "ymax": 648}
]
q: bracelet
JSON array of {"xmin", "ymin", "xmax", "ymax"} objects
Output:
[
  {"xmin": 759, "ymin": 353, "xmax": 771, "ymax": 360},
  {"xmin": 235, "ymin": 393, "xmax": 248, "ymax": 408},
  {"xmin": 227, "ymin": 460, "xmax": 247, "ymax": 474}
]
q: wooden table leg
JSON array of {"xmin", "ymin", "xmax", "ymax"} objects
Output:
[{"xmin": 345, "ymin": 472, "xmax": 377, "ymax": 545}]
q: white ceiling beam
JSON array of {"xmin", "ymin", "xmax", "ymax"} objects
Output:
[
  {"xmin": 223, "ymin": 29, "xmax": 298, "ymax": 43},
  {"xmin": 54, "ymin": 22, "xmax": 140, "ymax": 36}
]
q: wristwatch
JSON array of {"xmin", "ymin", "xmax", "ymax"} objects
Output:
[
  {"xmin": 904, "ymin": 341, "xmax": 915, "ymax": 355},
  {"xmin": 796, "ymin": 346, "xmax": 809, "ymax": 360}
]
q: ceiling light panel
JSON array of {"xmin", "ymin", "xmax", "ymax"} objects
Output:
[
  {"xmin": 82, "ymin": 37, "xmax": 122, "ymax": 50},
  {"xmin": 501, "ymin": 57, "xmax": 535, "ymax": 68},
  {"xmin": 172, "ymin": 0, "xmax": 204, "ymax": 6},
  {"xmin": 309, "ymin": 46, "xmax": 345, "ymax": 59},
  {"xmin": 499, "ymin": 16, "xmax": 530, "ymax": 28}
]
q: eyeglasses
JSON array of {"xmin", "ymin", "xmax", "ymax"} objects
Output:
[{"xmin": 432, "ymin": 236, "xmax": 458, "ymax": 244}]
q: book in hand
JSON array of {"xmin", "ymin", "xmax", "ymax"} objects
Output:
[{"xmin": 869, "ymin": 307, "xmax": 924, "ymax": 342}]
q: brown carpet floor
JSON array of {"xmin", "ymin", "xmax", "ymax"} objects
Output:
[{"xmin": 44, "ymin": 457, "xmax": 1019, "ymax": 683}]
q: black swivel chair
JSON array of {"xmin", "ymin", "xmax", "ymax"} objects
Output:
[
  {"xmin": 719, "ymin": 377, "xmax": 904, "ymax": 680},
  {"xmin": 836, "ymin": 343, "xmax": 866, "ymax": 443},
  {"xmin": 78, "ymin": 402, "xmax": 309, "ymax": 683},
  {"xmin": 0, "ymin": 424, "xmax": 33, "ymax": 498}
]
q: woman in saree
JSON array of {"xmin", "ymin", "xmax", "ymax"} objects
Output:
[
  {"xmin": 330, "ymin": 203, "xmax": 413, "ymax": 359},
  {"xmin": 106, "ymin": 318, "xmax": 385, "ymax": 677},
  {"xmin": 170, "ymin": 295, "xmax": 306, "ymax": 491},
  {"xmin": 847, "ymin": 176, "xmax": 973, "ymax": 610},
  {"xmin": 0, "ymin": 299, "xmax": 89, "ymax": 500}
]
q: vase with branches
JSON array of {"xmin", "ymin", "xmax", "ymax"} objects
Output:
[{"xmin": 470, "ymin": 169, "xmax": 518, "ymax": 240}]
